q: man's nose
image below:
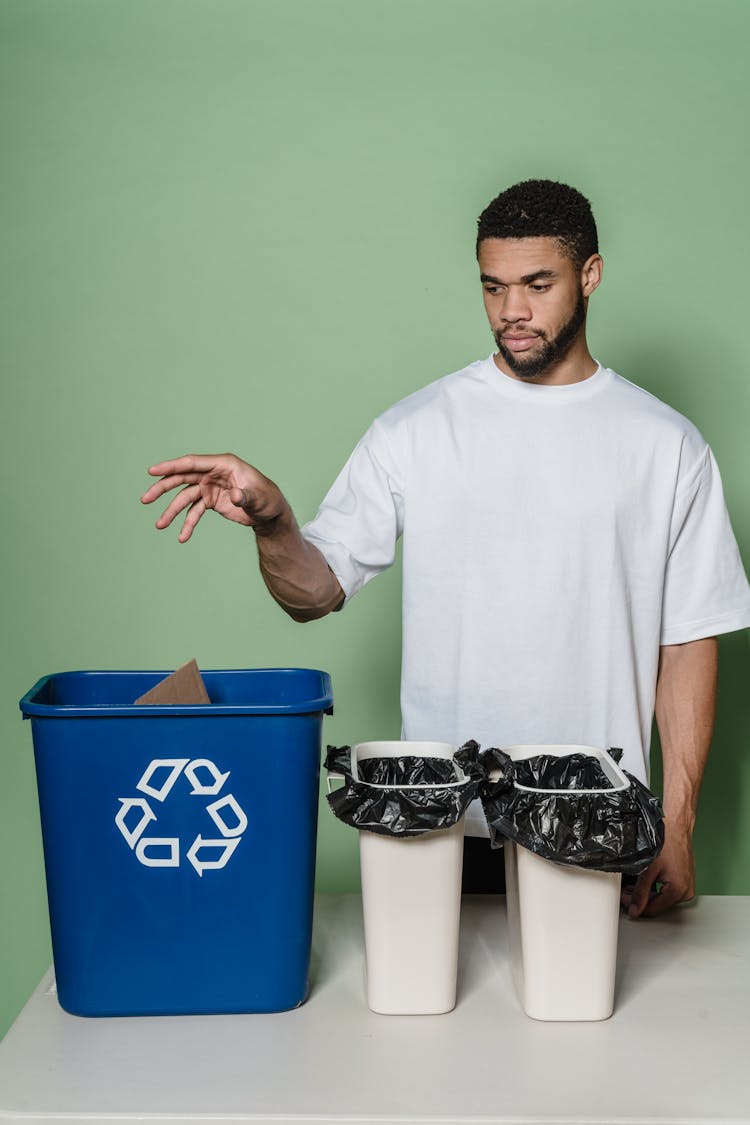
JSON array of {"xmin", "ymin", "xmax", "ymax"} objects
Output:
[{"xmin": 501, "ymin": 288, "xmax": 532, "ymax": 323}]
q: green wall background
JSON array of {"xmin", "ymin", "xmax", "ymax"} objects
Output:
[{"xmin": 2, "ymin": 0, "xmax": 749, "ymax": 1036}]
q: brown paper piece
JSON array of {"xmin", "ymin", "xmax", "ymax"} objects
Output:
[{"xmin": 135, "ymin": 659, "xmax": 211, "ymax": 705}]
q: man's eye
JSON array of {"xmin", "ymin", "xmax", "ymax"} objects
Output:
[
  {"xmin": 531, "ymin": 284, "xmax": 551, "ymax": 292},
  {"xmin": 484, "ymin": 286, "xmax": 502, "ymax": 294}
]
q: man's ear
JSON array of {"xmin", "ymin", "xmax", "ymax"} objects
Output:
[{"xmin": 581, "ymin": 253, "xmax": 603, "ymax": 297}]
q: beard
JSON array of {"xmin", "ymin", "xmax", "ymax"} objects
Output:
[{"xmin": 493, "ymin": 290, "xmax": 586, "ymax": 379}]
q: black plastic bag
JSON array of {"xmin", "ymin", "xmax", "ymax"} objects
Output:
[
  {"xmin": 476, "ymin": 746, "xmax": 664, "ymax": 875},
  {"xmin": 324, "ymin": 742, "xmax": 485, "ymax": 837},
  {"xmin": 510, "ymin": 753, "xmax": 613, "ymax": 791}
]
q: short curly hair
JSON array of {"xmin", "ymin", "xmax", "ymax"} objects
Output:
[{"xmin": 476, "ymin": 179, "xmax": 598, "ymax": 267}]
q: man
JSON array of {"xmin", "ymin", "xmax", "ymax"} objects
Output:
[{"xmin": 141, "ymin": 180, "xmax": 750, "ymax": 917}]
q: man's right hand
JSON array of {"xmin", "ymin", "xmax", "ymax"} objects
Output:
[
  {"xmin": 141, "ymin": 452, "xmax": 345, "ymax": 621},
  {"xmin": 141, "ymin": 454, "xmax": 288, "ymax": 543}
]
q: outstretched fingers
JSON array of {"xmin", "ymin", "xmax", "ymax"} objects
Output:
[
  {"xmin": 155, "ymin": 484, "xmax": 202, "ymax": 529},
  {"xmin": 148, "ymin": 455, "xmax": 221, "ymax": 477},
  {"xmin": 179, "ymin": 498, "xmax": 207, "ymax": 543},
  {"xmin": 141, "ymin": 472, "xmax": 204, "ymax": 504}
]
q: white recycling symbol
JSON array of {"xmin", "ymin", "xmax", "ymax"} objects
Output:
[{"xmin": 115, "ymin": 758, "xmax": 247, "ymax": 876}]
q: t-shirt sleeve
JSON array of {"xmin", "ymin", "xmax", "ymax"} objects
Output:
[
  {"xmin": 660, "ymin": 446, "xmax": 750, "ymax": 645},
  {"xmin": 300, "ymin": 420, "xmax": 405, "ymax": 603}
]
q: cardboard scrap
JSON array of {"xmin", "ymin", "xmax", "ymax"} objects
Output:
[{"xmin": 135, "ymin": 659, "xmax": 211, "ymax": 705}]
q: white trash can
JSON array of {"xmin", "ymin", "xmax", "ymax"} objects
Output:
[
  {"xmin": 333, "ymin": 741, "xmax": 466, "ymax": 1015},
  {"xmin": 502, "ymin": 744, "xmax": 627, "ymax": 1022}
]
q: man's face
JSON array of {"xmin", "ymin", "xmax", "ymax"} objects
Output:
[{"xmin": 478, "ymin": 237, "xmax": 591, "ymax": 379}]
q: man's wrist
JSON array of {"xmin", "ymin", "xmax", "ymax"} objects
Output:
[
  {"xmin": 661, "ymin": 802, "xmax": 697, "ymax": 837},
  {"xmin": 251, "ymin": 501, "xmax": 294, "ymax": 538}
]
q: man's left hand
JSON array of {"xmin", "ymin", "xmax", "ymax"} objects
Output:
[{"xmin": 620, "ymin": 824, "xmax": 696, "ymax": 918}]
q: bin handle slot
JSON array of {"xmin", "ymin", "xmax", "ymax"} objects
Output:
[{"xmin": 326, "ymin": 772, "xmax": 344, "ymax": 795}]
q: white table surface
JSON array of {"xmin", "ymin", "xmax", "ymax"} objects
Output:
[{"xmin": 1, "ymin": 894, "xmax": 749, "ymax": 1124}]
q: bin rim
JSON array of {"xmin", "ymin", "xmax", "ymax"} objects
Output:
[
  {"xmin": 501, "ymin": 743, "xmax": 630, "ymax": 795},
  {"xmin": 19, "ymin": 668, "xmax": 334, "ymax": 719},
  {"xmin": 351, "ymin": 740, "xmax": 470, "ymax": 791}
]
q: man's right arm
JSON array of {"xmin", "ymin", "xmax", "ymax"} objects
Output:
[
  {"xmin": 140, "ymin": 453, "xmax": 344, "ymax": 622},
  {"xmin": 252, "ymin": 506, "xmax": 345, "ymax": 621}
]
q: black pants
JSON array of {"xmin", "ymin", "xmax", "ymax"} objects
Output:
[{"xmin": 461, "ymin": 835, "xmax": 506, "ymax": 894}]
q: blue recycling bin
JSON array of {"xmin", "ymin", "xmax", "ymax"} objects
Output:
[{"xmin": 19, "ymin": 668, "xmax": 333, "ymax": 1017}]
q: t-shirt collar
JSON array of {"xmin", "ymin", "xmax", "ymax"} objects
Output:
[{"xmin": 479, "ymin": 353, "xmax": 610, "ymax": 401}]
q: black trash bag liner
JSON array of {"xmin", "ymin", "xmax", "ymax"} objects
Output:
[
  {"xmin": 511, "ymin": 752, "xmax": 613, "ymax": 791},
  {"xmin": 324, "ymin": 740, "xmax": 485, "ymax": 838},
  {"xmin": 359, "ymin": 755, "xmax": 460, "ymax": 787},
  {"xmin": 477, "ymin": 746, "xmax": 664, "ymax": 875}
]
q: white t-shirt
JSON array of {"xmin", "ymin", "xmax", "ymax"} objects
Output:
[{"xmin": 302, "ymin": 355, "xmax": 750, "ymax": 835}]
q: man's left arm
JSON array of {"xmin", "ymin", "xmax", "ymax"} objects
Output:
[{"xmin": 622, "ymin": 636, "xmax": 718, "ymax": 919}]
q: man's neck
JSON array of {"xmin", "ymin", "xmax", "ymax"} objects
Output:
[{"xmin": 492, "ymin": 344, "xmax": 598, "ymax": 386}]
